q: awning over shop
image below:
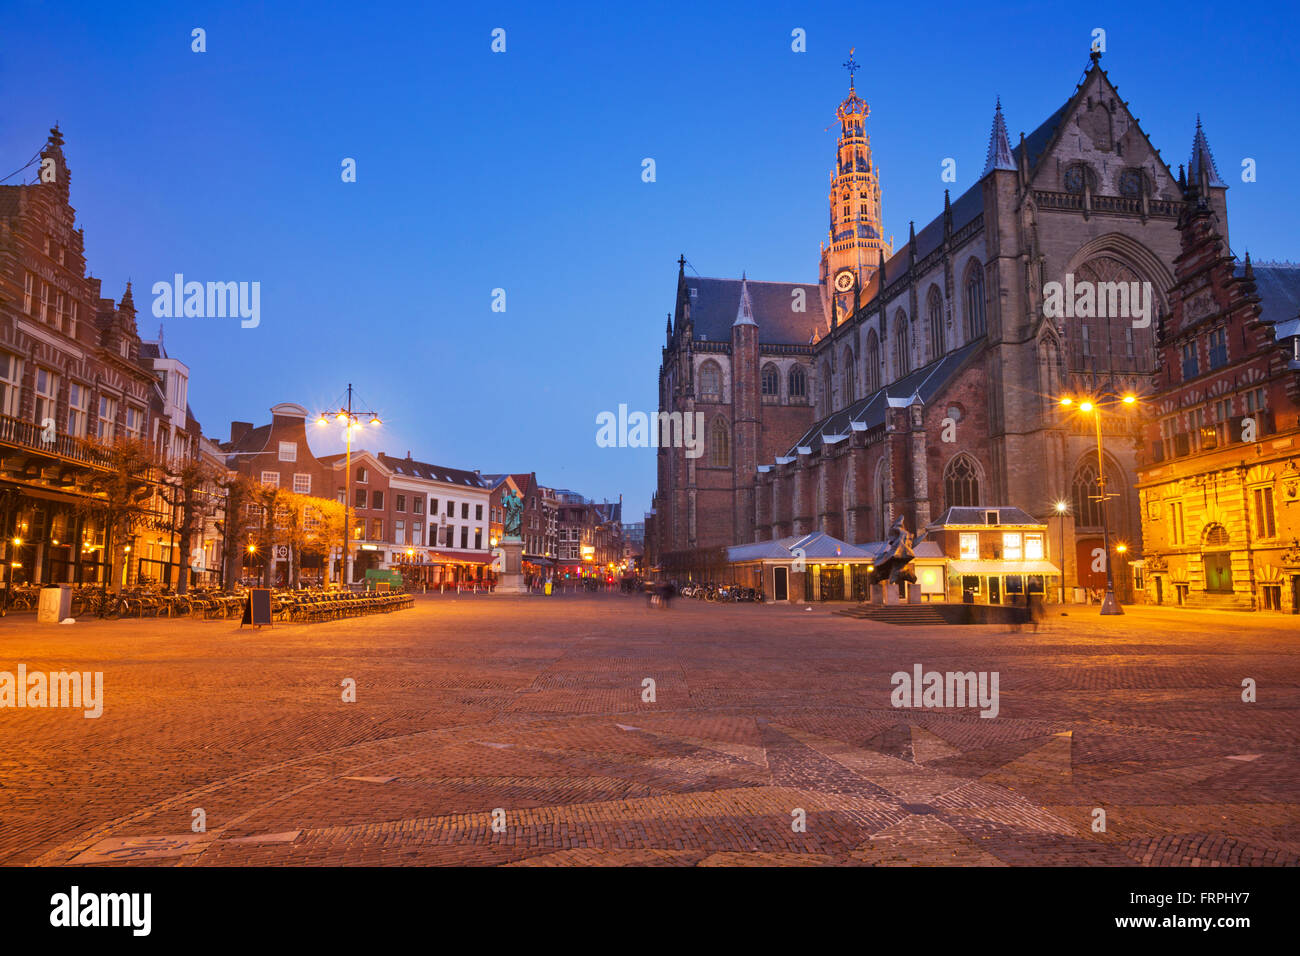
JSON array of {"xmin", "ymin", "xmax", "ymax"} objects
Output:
[
  {"xmin": 523, "ymin": 555, "xmax": 555, "ymax": 567},
  {"xmin": 420, "ymin": 549, "xmax": 493, "ymax": 565},
  {"xmin": 946, "ymin": 560, "xmax": 1061, "ymax": 575}
]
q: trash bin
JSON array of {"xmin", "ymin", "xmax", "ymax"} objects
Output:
[{"xmin": 37, "ymin": 584, "xmax": 73, "ymax": 623}]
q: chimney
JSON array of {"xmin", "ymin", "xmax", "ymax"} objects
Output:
[{"xmin": 229, "ymin": 421, "xmax": 253, "ymax": 444}]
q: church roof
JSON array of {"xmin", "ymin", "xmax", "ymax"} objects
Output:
[
  {"xmin": 783, "ymin": 337, "xmax": 983, "ymax": 457},
  {"xmin": 683, "ymin": 276, "xmax": 822, "ymax": 346},
  {"xmin": 857, "ymin": 94, "xmax": 1073, "ymax": 303},
  {"xmin": 1239, "ymin": 262, "xmax": 1300, "ymax": 342}
]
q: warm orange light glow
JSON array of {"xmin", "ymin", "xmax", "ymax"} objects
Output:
[
  {"xmin": 335, "ymin": 412, "xmax": 348, "ymax": 424},
  {"xmin": 1122, "ymin": 394, "xmax": 1137, "ymax": 405},
  {"xmin": 316, "ymin": 415, "xmax": 328, "ymax": 426},
  {"xmin": 1116, "ymin": 543, "xmax": 1128, "ymax": 553},
  {"xmin": 1054, "ymin": 501, "xmax": 1068, "ymax": 513},
  {"xmin": 11, "ymin": 537, "xmax": 20, "ymax": 546},
  {"xmin": 1079, "ymin": 401, "xmax": 1094, "ymax": 413},
  {"xmin": 248, "ymin": 544, "xmax": 257, "ymax": 553},
  {"xmin": 369, "ymin": 416, "xmax": 382, "ymax": 426},
  {"xmin": 1059, "ymin": 397, "xmax": 1073, "ymax": 407}
]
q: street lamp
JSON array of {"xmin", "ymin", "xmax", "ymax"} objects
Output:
[
  {"xmin": 317, "ymin": 383, "xmax": 381, "ymax": 588},
  {"xmin": 1058, "ymin": 392, "xmax": 1139, "ymax": 616},
  {"xmin": 1053, "ymin": 500, "xmax": 1068, "ymax": 604}
]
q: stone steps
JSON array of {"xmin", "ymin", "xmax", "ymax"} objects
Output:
[{"xmin": 834, "ymin": 604, "xmax": 952, "ymax": 626}]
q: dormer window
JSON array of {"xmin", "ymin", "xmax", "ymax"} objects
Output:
[
  {"xmin": 355, "ymin": 466, "xmax": 368, "ymax": 483},
  {"xmin": 984, "ymin": 510, "xmax": 1000, "ymax": 526}
]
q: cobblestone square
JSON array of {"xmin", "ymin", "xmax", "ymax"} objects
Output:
[{"xmin": 1, "ymin": 595, "xmax": 1297, "ymax": 866}]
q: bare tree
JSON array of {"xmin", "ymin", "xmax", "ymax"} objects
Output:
[
  {"xmin": 78, "ymin": 437, "xmax": 163, "ymax": 596},
  {"xmin": 157, "ymin": 454, "xmax": 224, "ymax": 594},
  {"xmin": 215, "ymin": 472, "xmax": 259, "ymax": 588}
]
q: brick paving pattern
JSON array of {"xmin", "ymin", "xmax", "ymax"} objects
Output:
[{"xmin": 1, "ymin": 595, "xmax": 1297, "ymax": 866}]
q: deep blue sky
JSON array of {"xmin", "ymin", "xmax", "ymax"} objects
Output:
[{"xmin": 4, "ymin": 1, "xmax": 1296, "ymax": 517}]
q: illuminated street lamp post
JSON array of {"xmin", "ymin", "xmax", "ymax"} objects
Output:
[
  {"xmin": 1053, "ymin": 500, "xmax": 1068, "ymax": 604},
  {"xmin": 317, "ymin": 384, "xmax": 381, "ymax": 588},
  {"xmin": 1058, "ymin": 393, "xmax": 1138, "ymax": 616}
]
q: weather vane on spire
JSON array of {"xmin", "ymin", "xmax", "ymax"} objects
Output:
[{"xmin": 843, "ymin": 47, "xmax": 859, "ymax": 88}]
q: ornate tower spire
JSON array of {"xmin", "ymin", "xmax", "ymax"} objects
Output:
[
  {"xmin": 982, "ymin": 97, "xmax": 1015, "ymax": 176},
  {"xmin": 820, "ymin": 48, "xmax": 888, "ymax": 325},
  {"xmin": 1187, "ymin": 115, "xmax": 1225, "ymax": 189},
  {"xmin": 733, "ymin": 272, "xmax": 757, "ymax": 327}
]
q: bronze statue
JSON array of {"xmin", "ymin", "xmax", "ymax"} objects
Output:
[
  {"xmin": 868, "ymin": 516, "xmax": 916, "ymax": 587},
  {"xmin": 502, "ymin": 490, "xmax": 523, "ymax": 539}
]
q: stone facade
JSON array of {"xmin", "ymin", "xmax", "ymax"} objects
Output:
[
  {"xmin": 755, "ymin": 52, "xmax": 1206, "ymax": 596},
  {"xmin": 0, "ymin": 127, "xmax": 193, "ymax": 586},
  {"xmin": 1135, "ymin": 174, "xmax": 1300, "ymax": 611}
]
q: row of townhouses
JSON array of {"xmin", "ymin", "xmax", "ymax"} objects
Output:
[{"xmin": 1, "ymin": 126, "xmax": 626, "ymax": 592}]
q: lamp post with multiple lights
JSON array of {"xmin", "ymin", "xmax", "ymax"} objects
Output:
[
  {"xmin": 316, "ymin": 385, "xmax": 381, "ymax": 588},
  {"xmin": 1058, "ymin": 392, "xmax": 1138, "ymax": 615}
]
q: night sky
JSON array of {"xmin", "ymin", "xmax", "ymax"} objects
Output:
[{"xmin": 4, "ymin": 0, "xmax": 1295, "ymax": 517}]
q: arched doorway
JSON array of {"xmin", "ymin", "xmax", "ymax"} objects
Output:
[{"xmin": 1201, "ymin": 524, "xmax": 1233, "ymax": 593}]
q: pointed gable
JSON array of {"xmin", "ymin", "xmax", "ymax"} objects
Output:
[{"xmin": 1022, "ymin": 53, "xmax": 1181, "ymax": 200}]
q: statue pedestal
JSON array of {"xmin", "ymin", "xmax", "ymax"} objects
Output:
[
  {"xmin": 882, "ymin": 583, "xmax": 900, "ymax": 605},
  {"xmin": 495, "ymin": 538, "xmax": 527, "ymax": 594}
]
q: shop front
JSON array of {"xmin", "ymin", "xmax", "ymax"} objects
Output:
[{"xmin": 727, "ymin": 532, "xmax": 878, "ymax": 603}]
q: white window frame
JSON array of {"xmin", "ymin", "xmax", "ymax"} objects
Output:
[
  {"xmin": 0, "ymin": 353, "xmax": 21, "ymax": 418},
  {"xmin": 959, "ymin": 532, "xmax": 979, "ymax": 561},
  {"xmin": 260, "ymin": 471, "xmax": 280, "ymax": 487},
  {"xmin": 1025, "ymin": 533, "xmax": 1044, "ymax": 561},
  {"xmin": 66, "ymin": 382, "xmax": 88, "ymax": 438},
  {"xmin": 97, "ymin": 395, "xmax": 117, "ymax": 439},
  {"xmin": 279, "ymin": 441, "xmax": 297, "ymax": 462},
  {"xmin": 293, "ymin": 473, "xmax": 311, "ymax": 494}
]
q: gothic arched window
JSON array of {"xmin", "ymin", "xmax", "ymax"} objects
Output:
[
  {"xmin": 893, "ymin": 310, "xmax": 911, "ymax": 377},
  {"xmin": 699, "ymin": 360, "xmax": 722, "ymax": 399},
  {"xmin": 760, "ymin": 363, "xmax": 779, "ymax": 398},
  {"xmin": 708, "ymin": 416, "xmax": 730, "ymax": 468},
  {"xmin": 820, "ymin": 360, "xmax": 833, "ymax": 410},
  {"xmin": 964, "ymin": 262, "xmax": 986, "ymax": 340},
  {"xmin": 927, "ymin": 286, "xmax": 945, "ymax": 362},
  {"xmin": 943, "ymin": 454, "xmax": 981, "ymax": 510},
  {"xmin": 843, "ymin": 347, "xmax": 856, "ymax": 403},
  {"xmin": 788, "ymin": 365, "xmax": 807, "ymax": 400},
  {"xmin": 864, "ymin": 330, "xmax": 880, "ymax": 394},
  {"xmin": 1072, "ymin": 461, "xmax": 1105, "ymax": 528}
]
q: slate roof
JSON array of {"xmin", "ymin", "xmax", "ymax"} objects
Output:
[
  {"xmin": 728, "ymin": 531, "xmax": 875, "ymax": 563},
  {"xmin": 377, "ymin": 453, "xmax": 486, "ymax": 488},
  {"xmin": 1240, "ymin": 263, "xmax": 1300, "ymax": 343},
  {"xmin": 862, "ymin": 100, "xmax": 1071, "ymax": 300},
  {"xmin": 929, "ymin": 506, "xmax": 1043, "ymax": 528},
  {"xmin": 221, "ymin": 423, "xmax": 271, "ymax": 456},
  {"xmin": 781, "ymin": 338, "xmax": 983, "ymax": 458},
  {"xmin": 683, "ymin": 276, "xmax": 823, "ymax": 346}
]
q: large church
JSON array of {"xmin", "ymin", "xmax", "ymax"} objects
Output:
[{"xmin": 649, "ymin": 49, "xmax": 1229, "ymax": 591}]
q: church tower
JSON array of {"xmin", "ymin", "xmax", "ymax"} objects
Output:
[{"xmin": 819, "ymin": 50, "xmax": 888, "ymax": 327}]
